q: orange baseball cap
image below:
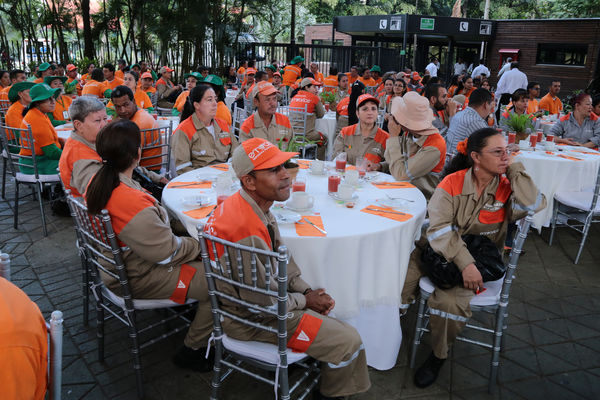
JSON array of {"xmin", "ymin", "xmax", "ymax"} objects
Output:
[
  {"xmin": 232, "ymin": 138, "xmax": 297, "ymax": 178},
  {"xmin": 273, "ymin": 71, "xmax": 282, "ymax": 77},
  {"xmin": 300, "ymin": 77, "xmax": 322, "ymax": 88},
  {"xmin": 159, "ymin": 66, "xmax": 174, "ymax": 74},
  {"xmin": 255, "ymin": 82, "xmax": 278, "ymax": 96},
  {"xmin": 246, "ymin": 68, "xmax": 257, "ymax": 75},
  {"xmin": 66, "ymin": 64, "xmax": 77, "ymax": 72},
  {"xmin": 411, "ymin": 71, "xmax": 420, "ymax": 80},
  {"xmin": 141, "ymin": 72, "xmax": 153, "ymax": 79},
  {"xmin": 356, "ymin": 94, "xmax": 379, "ymax": 108}
]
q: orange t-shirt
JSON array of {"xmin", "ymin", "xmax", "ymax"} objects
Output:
[
  {"xmin": 174, "ymin": 90, "xmax": 189, "ymax": 112},
  {"xmin": 0, "ymin": 278, "xmax": 48, "ymax": 400},
  {"xmin": 526, "ymin": 98, "xmax": 539, "ymax": 114},
  {"xmin": 20, "ymin": 108, "xmax": 61, "ymax": 156},
  {"xmin": 313, "ymin": 71, "xmax": 324, "ymax": 83},
  {"xmin": 52, "ymin": 95, "xmax": 73, "ymax": 122},
  {"xmin": 115, "ymin": 70, "xmax": 124, "ymax": 80},
  {"xmin": 5, "ymin": 102, "xmax": 25, "ymax": 136},
  {"xmin": 217, "ymin": 101, "xmax": 232, "ymax": 126},
  {"xmin": 103, "ymin": 77, "xmax": 125, "ymax": 92},
  {"xmin": 129, "ymin": 109, "xmax": 161, "ymax": 169},
  {"xmin": 107, "ymin": 90, "xmax": 153, "ymax": 112},
  {"xmin": 359, "ymin": 77, "xmax": 376, "ymax": 87},
  {"xmin": 81, "ymin": 79, "xmax": 104, "ymax": 97},
  {"xmin": 538, "ymin": 93, "xmax": 563, "ymax": 115},
  {"xmin": 0, "ymin": 85, "xmax": 10, "ymax": 101}
]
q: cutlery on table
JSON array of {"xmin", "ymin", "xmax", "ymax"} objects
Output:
[{"xmin": 298, "ymin": 217, "xmax": 327, "ymax": 235}]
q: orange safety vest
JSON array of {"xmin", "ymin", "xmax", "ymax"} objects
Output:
[
  {"xmin": 58, "ymin": 136, "xmax": 101, "ymax": 197},
  {"xmin": 337, "ymin": 97, "xmax": 350, "ymax": 116},
  {"xmin": 289, "ymin": 90, "xmax": 320, "ymax": 114},
  {"xmin": 282, "ymin": 65, "xmax": 302, "ymax": 86},
  {"xmin": 421, "ymin": 133, "xmax": 446, "ymax": 173}
]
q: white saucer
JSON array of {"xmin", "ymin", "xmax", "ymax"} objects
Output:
[
  {"xmin": 329, "ymin": 192, "xmax": 358, "ymax": 202},
  {"xmin": 181, "ymin": 195, "xmax": 212, "ymax": 208},
  {"xmin": 309, "ymin": 169, "xmax": 327, "ymax": 176},
  {"xmin": 375, "ymin": 198, "xmax": 408, "ymax": 208},
  {"xmin": 285, "ymin": 203, "xmax": 314, "ymax": 213},
  {"xmin": 272, "ymin": 209, "xmax": 301, "ymax": 224}
]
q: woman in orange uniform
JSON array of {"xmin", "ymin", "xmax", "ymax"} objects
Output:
[
  {"xmin": 44, "ymin": 76, "xmax": 72, "ymax": 127},
  {"xmin": 172, "ymin": 72, "xmax": 202, "ymax": 115}
]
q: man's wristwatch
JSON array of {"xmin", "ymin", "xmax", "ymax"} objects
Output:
[{"xmin": 303, "ymin": 288, "xmax": 312, "ymax": 295}]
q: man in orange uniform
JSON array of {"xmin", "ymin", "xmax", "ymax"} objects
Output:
[
  {"xmin": 358, "ymin": 67, "xmax": 376, "ymax": 87},
  {"xmin": 309, "ymin": 62, "xmax": 324, "ymax": 83},
  {"xmin": 526, "ymin": 81, "xmax": 541, "ymax": 115},
  {"xmin": 102, "ymin": 63, "xmax": 124, "ymax": 97},
  {"xmin": 347, "ymin": 66, "xmax": 360, "ymax": 86},
  {"xmin": 33, "ymin": 62, "xmax": 53, "ymax": 84},
  {"xmin": 81, "ymin": 69, "xmax": 106, "ymax": 98},
  {"xmin": 538, "ymin": 80, "xmax": 563, "ymax": 115},
  {"xmin": 64, "ymin": 64, "xmax": 82, "ymax": 96},
  {"xmin": 0, "ymin": 278, "xmax": 49, "ymax": 400},
  {"xmin": 0, "ymin": 69, "xmax": 26, "ymax": 101},
  {"xmin": 370, "ymin": 65, "xmax": 382, "ymax": 87},
  {"xmin": 111, "ymin": 86, "xmax": 161, "ymax": 170},
  {"xmin": 115, "ymin": 59, "xmax": 127, "ymax": 80},
  {"xmin": 282, "ymin": 56, "xmax": 304, "ymax": 87}
]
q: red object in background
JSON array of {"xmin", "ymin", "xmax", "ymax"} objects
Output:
[
  {"xmin": 292, "ymin": 181, "xmax": 306, "ymax": 192},
  {"xmin": 335, "ymin": 159, "xmax": 346, "ymax": 172},
  {"xmin": 217, "ymin": 195, "xmax": 228, "ymax": 205},
  {"xmin": 530, "ymin": 134, "xmax": 537, "ymax": 148},
  {"xmin": 547, "ymin": 134, "xmax": 554, "ymax": 143},
  {"xmin": 508, "ymin": 132, "xmax": 516, "ymax": 144},
  {"xmin": 537, "ymin": 131, "xmax": 543, "ymax": 143},
  {"xmin": 328, "ymin": 175, "xmax": 341, "ymax": 193}
]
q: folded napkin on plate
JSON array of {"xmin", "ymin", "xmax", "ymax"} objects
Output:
[
  {"xmin": 296, "ymin": 160, "xmax": 311, "ymax": 169},
  {"xmin": 183, "ymin": 205, "xmax": 216, "ymax": 219},
  {"xmin": 168, "ymin": 181, "xmax": 212, "ymax": 189},
  {"xmin": 557, "ymin": 154, "xmax": 582, "ymax": 161},
  {"xmin": 210, "ymin": 163, "xmax": 229, "ymax": 171},
  {"xmin": 360, "ymin": 205, "xmax": 413, "ymax": 222},
  {"xmin": 371, "ymin": 181, "xmax": 416, "ymax": 189},
  {"xmin": 295, "ymin": 215, "xmax": 326, "ymax": 237}
]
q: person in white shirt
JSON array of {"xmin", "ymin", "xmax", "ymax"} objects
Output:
[
  {"xmin": 425, "ymin": 57, "xmax": 440, "ymax": 78},
  {"xmin": 494, "ymin": 62, "xmax": 528, "ymax": 100},
  {"xmin": 453, "ymin": 58, "xmax": 466, "ymax": 76},
  {"xmin": 470, "ymin": 59, "xmax": 490, "ymax": 79},
  {"xmin": 497, "ymin": 57, "xmax": 512, "ymax": 78}
]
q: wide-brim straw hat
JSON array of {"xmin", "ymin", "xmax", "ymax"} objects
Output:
[{"xmin": 390, "ymin": 92, "xmax": 437, "ymax": 135}]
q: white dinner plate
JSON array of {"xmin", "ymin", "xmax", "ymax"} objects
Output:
[
  {"xmin": 272, "ymin": 209, "xmax": 302, "ymax": 224},
  {"xmin": 285, "ymin": 203, "xmax": 314, "ymax": 213},
  {"xmin": 181, "ymin": 195, "xmax": 212, "ymax": 208},
  {"xmin": 329, "ymin": 192, "xmax": 358, "ymax": 202},
  {"xmin": 375, "ymin": 198, "xmax": 408, "ymax": 209}
]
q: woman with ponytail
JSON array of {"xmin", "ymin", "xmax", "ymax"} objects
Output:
[
  {"xmin": 85, "ymin": 120, "xmax": 214, "ymax": 372},
  {"xmin": 171, "ymin": 85, "xmax": 238, "ymax": 175},
  {"xmin": 400, "ymin": 127, "xmax": 546, "ymax": 389}
]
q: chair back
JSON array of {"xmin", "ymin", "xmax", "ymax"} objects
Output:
[
  {"xmin": 377, "ymin": 109, "xmax": 385, "ymax": 128},
  {"xmin": 243, "ymin": 95, "xmax": 253, "ymax": 116},
  {"xmin": 139, "ymin": 123, "xmax": 172, "ymax": 178},
  {"xmin": 47, "ymin": 310, "xmax": 63, "ymax": 400},
  {"xmin": 279, "ymin": 87, "xmax": 289, "ymax": 106},
  {"xmin": 0, "ymin": 109, "xmax": 6, "ymax": 124},
  {"xmin": 232, "ymin": 104, "xmax": 248, "ymax": 139},
  {"xmin": 198, "ymin": 225, "xmax": 291, "ymax": 366},
  {"xmin": 0, "ymin": 99, "xmax": 10, "ymax": 112},
  {"xmin": 65, "ymin": 193, "xmax": 135, "ymax": 314},
  {"xmin": 500, "ymin": 212, "xmax": 534, "ymax": 305},
  {"xmin": 288, "ymin": 104, "xmax": 309, "ymax": 141},
  {"xmin": 0, "ymin": 123, "xmax": 44, "ymax": 179}
]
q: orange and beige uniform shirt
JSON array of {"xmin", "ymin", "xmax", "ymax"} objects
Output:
[
  {"xmin": 336, "ymin": 96, "xmax": 350, "ymax": 134},
  {"xmin": 204, "ymin": 188, "xmax": 311, "ymax": 318},
  {"xmin": 240, "ymin": 111, "xmax": 293, "ymax": 149},
  {"xmin": 333, "ymin": 123, "xmax": 389, "ymax": 166},
  {"xmin": 289, "ymin": 90, "xmax": 326, "ymax": 141},
  {"xmin": 538, "ymin": 93, "xmax": 563, "ymax": 115},
  {"xmin": 173, "ymin": 90, "xmax": 189, "ymax": 112},
  {"xmin": 81, "ymin": 79, "xmax": 105, "ymax": 97},
  {"xmin": 171, "ymin": 113, "xmax": 239, "ymax": 175},
  {"xmin": 59, "ymin": 132, "xmax": 101, "ymax": 197},
  {"xmin": 384, "ymin": 132, "xmax": 446, "ymax": 199},
  {"xmin": 282, "ymin": 64, "xmax": 302, "ymax": 86},
  {"xmin": 426, "ymin": 163, "xmax": 546, "ymax": 270},
  {"xmin": 0, "ymin": 278, "xmax": 48, "ymax": 400},
  {"xmin": 87, "ymin": 175, "xmax": 202, "ymax": 294}
]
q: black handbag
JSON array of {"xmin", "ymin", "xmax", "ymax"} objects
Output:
[
  {"xmin": 420, "ymin": 234, "xmax": 506, "ymax": 290},
  {"xmin": 132, "ymin": 167, "xmax": 165, "ymax": 201}
]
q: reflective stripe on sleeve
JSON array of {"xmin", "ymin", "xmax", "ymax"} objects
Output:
[
  {"xmin": 512, "ymin": 191, "xmax": 543, "ymax": 212},
  {"xmin": 157, "ymin": 236, "xmax": 182, "ymax": 265},
  {"xmin": 176, "ymin": 161, "xmax": 192, "ymax": 171},
  {"xmin": 427, "ymin": 225, "xmax": 456, "ymax": 242},
  {"xmin": 429, "ymin": 307, "xmax": 469, "ymax": 323},
  {"xmin": 327, "ymin": 344, "xmax": 365, "ymax": 369}
]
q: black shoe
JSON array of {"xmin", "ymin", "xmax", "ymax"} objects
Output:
[
  {"xmin": 414, "ymin": 352, "xmax": 446, "ymax": 388},
  {"xmin": 173, "ymin": 345, "xmax": 214, "ymax": 372},
  {"xmin": 313, "ymin": 391, "xmax": 343, "ymax": 400}
]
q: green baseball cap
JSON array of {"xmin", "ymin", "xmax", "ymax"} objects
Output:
[
  {"xmin": 130, "ymin": 63, "xmax": 141, "ymax": 70},
  {"xmin": 43, "ymin": 76, "xmax": 68, "ymax": 86},
  {"xmin": 8, "ymin": 81, "xmax": 35, "ymax": 103},
  {"xmin": 202, "ymin": 74, "xmax": 223, "ymax": 87},
  {"xmin": 29, "ymin": 83, "xmax": 61, "ymax": 103},
  {"xmin": 290, "ymin": 56, "xmax": 304, "ymax": 65},
  {"xmin": 38, "ymin": 62, "xmax": 52, "ymax": 72},
  {"xmin": 370, "ymin": 65, "xmax": 382, "ymax": 73},
  {"xmin": 265, "ymin": 64, "xmax": 277, "ymax": 71},
  {"xmin": 183, "ymin": 72, "xmax": 204, "ymax": 81}
]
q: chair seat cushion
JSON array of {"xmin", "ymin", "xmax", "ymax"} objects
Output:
[
  {"xmin": 419, "ymin": 276, "xmax": 504, "ymax": 307},
  {"xmin": 16, "ymin": 172, "xmax": 61, "ymax": 183},
  {"xmin": 222, "ymin": 333, "xmax": 308, "ymax": 365},
  {"xmin": 554, "ymin": 191, "xmax": 600, "ymax": 213},
  {"xmin": 102, "ymin": 286, "xmax": 197, "ymax": 310}
]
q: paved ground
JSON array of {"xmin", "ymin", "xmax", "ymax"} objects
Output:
[{"xmin": 1, "ymin": 174, "xmax": 600, "ymax": 400}]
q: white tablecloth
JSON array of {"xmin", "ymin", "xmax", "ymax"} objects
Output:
[
  {"xmin": 55, "ymin": 123, "xmax": 73, "ymax": 140},
  {"xmin": 316, "ymin": 111, "xmax": 337, "ymax": 160},
  {"xmin": 162, "ymin": 162, "xmax": 427, "ymax": 370},
  {"xmin": 226, "ymin": 90, "xmax": 239, "ymax": 108},
  {"xmin": 515, "ymin": 145, "xmax": 600, "ymax": 228}
]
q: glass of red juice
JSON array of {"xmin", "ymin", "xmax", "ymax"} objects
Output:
[
  {"xmin": 536, "ymin": 130, "xmax": 543, "ymax": 143},
  {"xmin": 328, "ymin": 173, "xmax": 341, "ymax": 193},
  {"xmin": 335, "ymin": 152, "xmax": 347, "ymax": 172},
  {"xmin": 292, "ymin": 177, "xmax": 306, "ymax": 192},
  {"xmin": 546, "ymin": 134, "xmax": 554, "ymax": 143},
  {"xmin": 356, "ymin": 157, "xmax": 368, "ymax": 178},
  {"xmin": 508, "ymin": 132, "xmax": 516, "ymax": 144},
  {"xmin": 529, "ymin": 134, "xmax": 537, "ymax": 149}
]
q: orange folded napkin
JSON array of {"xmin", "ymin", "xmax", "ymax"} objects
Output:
[
  {"xmin": 183, "ymin": 205, "xmax": 216, "ymax": 219},
  {"xmin": 545, "ymin": 151, "xmax": 555, "ymax": 155},
  {"xmin": 346, "ymin": 165, "xmax": 356, "ymax": 171},
  {"xmin": 572, "ymin": 150, "xmax": 600, "ymax": 156},
  {"xmin": 557, "ymin": 154, "xmax": 582, "ymax": 161},
  {"xmin": 296, "ymin": 160, "xmax": 311, "ymax": 169},
  {"xmin": 168, "ymin": 181, "xmax": 212, "ymax": 189},
  {"xmin": 295, "ymin": 215, "xmax": 326, "ymax": 237},
  {"xmin": 360, "ymin": 205, "xmax": 413, "ymax": 222},
  {"xmin": 371, "ymin": 181, "xmax": 416, "ymax": 189},
  {"xmin": 210, "ymin": 164, "xmax": 229, "ymax": 171}
]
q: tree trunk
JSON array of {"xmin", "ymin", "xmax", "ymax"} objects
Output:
[{"xmin": 81, "ymin": 0, "xmax": 95, "ymax": 59}]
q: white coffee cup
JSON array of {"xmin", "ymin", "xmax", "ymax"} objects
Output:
[
  {"xmin": 290, "ymin": 192, "xmax": 314, "ymax": 209},
  {"xmin": 345, "ymin": 169, "xmax": 359, "ymax": 185},
  {"xmin": 337, "ymin": 183, "xmax": 355, "ymax": 201},
  {"xmin": 544, "ymin": 142, "xmax": 557, "ymax": 151},
  {"xmin": 310, "ymin": 160, "xmax": 324, "ymax": 174}
]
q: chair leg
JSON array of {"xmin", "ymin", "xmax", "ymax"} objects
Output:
[
  {"xmin": 125, "ymin": 312, "xmax": 144, "ymax": 399},
  {"xmin": 210, "ymin": 339, "xmax": 224, "ymax": 400},
  {"xmin": 410, "ymin": 293, "xmax": 430, "ymax": 369},
  {"xmin": 13, "ymin": 181, "xmax": 19, "ymax": 229},
  {"xmin": 1, "ymin": 157, "xmax": 6, "ymax": 199},
  {"xmin": 548, "ymin": 201, "xmax": 560, "ymax": 246},
  {"xmin": 279, "ymin": 362, "xmax": 290, "ymax": 400},
  {"xmin": 489, "ymin": 306, "xmax": 507, "ymax": 394},
  {"xmin": 96, "ymin": 293, "xmax": 105, "ymax": 362},
  {"xmin": 574, "ymin": 213, "xmax": 593, "ymax": 264},
  {"xmin": 35, "ymin": 182, "xmax": 48, "ymax": 236},
  {"xmin": 81, "ymin": 253, "xmax": 89, "ymax": 326}
]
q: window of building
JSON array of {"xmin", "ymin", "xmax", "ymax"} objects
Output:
[{"xmin": 536, "ymin": 43, "xmax": 587, "ymax": 66}]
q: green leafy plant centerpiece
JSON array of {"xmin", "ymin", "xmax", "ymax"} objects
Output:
[
  {"xmin": 320, "ymin": 91, "xmax": 336, "ymax": 106},
  {"xmin": 506, "ymin": 113, "xmax": 534, "ymax": 143}
]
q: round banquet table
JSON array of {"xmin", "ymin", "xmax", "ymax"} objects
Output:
[
  {"xmin": 162, "ymin": 161, "xmax": 427, "ymax": 370},
  {"xmin": 515, "ymin": 145, "xmax": 600, "ymax": 229},
  {"xmin": 316, "ymin": 111, "xmax": 337, "ymax": 160}
]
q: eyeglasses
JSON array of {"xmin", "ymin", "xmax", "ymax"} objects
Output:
[{"xmin": 483, "ymin": 148, "xmax": 511, "ymax": 158}]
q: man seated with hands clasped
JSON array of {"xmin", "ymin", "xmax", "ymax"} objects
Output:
[
  {"xmin": 400, "ymin": 128, "xmax": 546, "ymax": 389},
  {"xmin": 204, "ymin": 138, "xmax": 370, "ymax": 400}
]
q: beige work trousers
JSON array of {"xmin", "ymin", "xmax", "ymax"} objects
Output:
[
  {"xmin": 116, "ymin": 261, "xmax": 213, "ymax": 349},
  {"xmin": 401, "ymin": 247, "xmax": 474, "ymax": 359},
  {"xmin": 223, "ymin": 309, "xmax": 371, "ymax": 397}
]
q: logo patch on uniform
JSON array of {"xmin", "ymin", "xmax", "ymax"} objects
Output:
[
  {"xmin": 177, "ymin": 280, "xmax": 186, "ymax": 289},
  {"xmin": 297, "ymin": 330, "xmax": 310, "ymax": 342}
]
